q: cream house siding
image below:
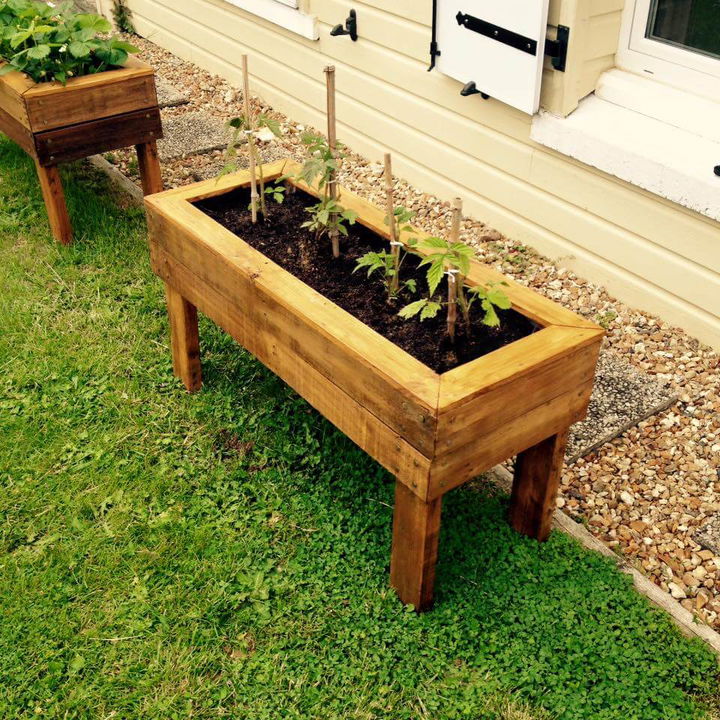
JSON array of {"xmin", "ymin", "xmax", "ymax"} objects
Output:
[{"xmin": 121, "ymin": 0, "xmax": 720, "ymax": 350}]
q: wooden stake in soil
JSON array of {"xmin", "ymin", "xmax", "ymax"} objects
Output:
[
  {"xmin": 325, "ymin": 65, "xmax": 340, "ymax": 258},
  {"xmin": 384, "ymin": 153, "xmax": 401, "ymax": 297},
  {"xmin": 242, "ymin": 55, "xmax": 259, "ymax": 224},
  {"xmin": 447, "ymin": 197, "xmax": 463, "ymax": 340}
]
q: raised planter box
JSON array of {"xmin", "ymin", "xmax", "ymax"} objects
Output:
[
  {"xmin": 0, "ymin": 56, "xmax": 163, "ymax": 244},
  {"xmin": 145, "ymin": 160, "xmax": 604, "ymax": 610}
]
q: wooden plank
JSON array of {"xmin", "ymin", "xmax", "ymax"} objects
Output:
[
  {"xmin": 437, "ymin": 338, "xmax": 601, "ymax": 452},
  {"xmin": 509, "ymin": 429, "xmax": 570, "ymax": 541},
  {"xmin": 34, "ymin": 161, "xmax": 72, "ymax": 245},
  {"xmin": 428, "ymin": 382, "xmax": 593, "ymax": 500},
  {"xmin": 438, "ymin": 326, "xmax": 604, "ymax": 414},
  {"xmin": 33, "ymin": 107, "xmax": 162, "ymax": 165},
  {"xmin": 0, "ymin": 66, "xmax": 33, "ymax": 129},
  {"xmin": 146, "ymin": 189, "xmax": 440, "ymax": 458},
  {"xmin": 390, "ymin": 481, "xmax": 442, "ymax": 611},
  {"xmin": 150, "ymin": 243, "xmax": 432, "ymax": 495},
  {"xmin": 0, "ymin": 104, "xmax": 35, "ymax": 155},
  {"xmin": 136, "ymin": 140, "xmax": 164, "ymax": 195},
  {"xmin": 25, "ymin": 71, "xmax": 157, "ymax": 132},
  {"xmin": 164, "ymin": 281, "xmax": 202, "ymax": 392}
]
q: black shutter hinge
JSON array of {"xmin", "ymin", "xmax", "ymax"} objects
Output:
[{"xmin": 544, "ymin": 25, "xmax": 570, "ymax": 72}]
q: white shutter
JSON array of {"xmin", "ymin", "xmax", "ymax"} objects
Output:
[
  {"xmin": 435, "ymin": 0, "xmax": 551, "ymax": 115},
  {"xmin": 274, "ymin": 0, "xmax": 299, "ymax": 7}
]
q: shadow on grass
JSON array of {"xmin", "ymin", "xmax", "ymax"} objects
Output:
[{"xmin": 0, "ymin": 137, "xmax": 717, "ymax": 720}]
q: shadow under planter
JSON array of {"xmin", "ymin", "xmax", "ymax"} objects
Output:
[
  {"xmin": 144, "ymin": 160, "xmax": 605, "ymax": 611},
  {"xmin": 0, "ymin": 57, "xmax": 163, "ymax": 244}
]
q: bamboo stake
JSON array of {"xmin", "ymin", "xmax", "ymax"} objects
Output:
[
  {"xmin": 325, "ymin": 66, "xmax": 340, "ymax": 258},
  {"xmin": 447, "ymin": 271, "xmax": 458, "ymax": 341},
  {"xmin": 242, "ymin": 55, "xmax": 259, "ymax": 224},
  {"xmin": 447, "ymin": 197, "xmax": 463, "ymax": 340},
  {"xmin": 384, "ymin": 153, "xmax": 400, "ymax": 297}
]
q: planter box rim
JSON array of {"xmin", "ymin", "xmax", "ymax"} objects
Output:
[
  {"xmin": 145, "ymin": 158, "xmax": 604, "ymax": 415},
  {"xmin": 0, "ymin": 56, "xmax": 153, "ymax": 96}
]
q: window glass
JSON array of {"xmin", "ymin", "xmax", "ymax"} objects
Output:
[{"xmin": 646, "ymin": 0, "xmax": 720, "ymax": 58}]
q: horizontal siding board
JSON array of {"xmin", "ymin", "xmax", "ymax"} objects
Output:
[{"xmin": 126, "ymin": 0, "xmax": 720, "ymax": 349}]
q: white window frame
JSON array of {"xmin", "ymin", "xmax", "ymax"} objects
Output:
[
  {"xmin": 617, "ymin": 0, "xmax": 720, "ymax": 99},
  {"xmin": 223, "ymin": 0, "xmax": 319, "ymax": 40}
]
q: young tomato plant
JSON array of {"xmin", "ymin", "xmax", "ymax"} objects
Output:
[
  {"xmin": 398, "ymin": 236, "xmax": 511, "ymax": 338},
  {"xmin": 291, "ymin": 132, "xmax": 357, "ymax": 256},
  {"xmin": 354, "ymin": 206, "xmax": 418, "ymax": 301},
  {"xmin": 220, "ymin": 113, "xmax": 284, "ymax": 217}
]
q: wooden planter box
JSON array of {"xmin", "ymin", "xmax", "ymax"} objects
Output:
[
  {"xmin": 145, "ymin": 160, "xmax": 604, "ymax": 610},
  {"xmin": 0, "ymin": 57, "xmax": 163, "ymax": 244}
]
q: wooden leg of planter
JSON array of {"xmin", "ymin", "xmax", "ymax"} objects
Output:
[
  {"xmin": 509, "ymin": 429, "xmax": 570, "ymax": 541},
  {"xmin": 390, "ymin": 481, "xmax": 442, "ymax": 611},
  {"xmin": 35, "ymin": 161, "xmax": 72, "ymax": 245},
  {"xmin": 165, "ymin": 282, "xmax": 202, "ymax": 392},
  {"xmin": 136, "ymin": 140, "xmax": 164, "ymax": 195}
]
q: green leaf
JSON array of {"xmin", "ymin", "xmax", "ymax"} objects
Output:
[
  {"xmin": 69, "ymin": 40, "xmax": 90, "ymax": 57},
  {"xmin": 420, "ymin": 301, "xmax": 441, "ymax": 321},
  {"xmin": 398, "ymin": 300, "xmax": 427, "ymax": 319},
  {"xmin": 419, "ymin": 237, "xmax": 448, "ymax": 250},
  {"xmin": 258, "ymin": 113, "xmax": 281, "ymax": 137},
  {"xmin": 26, "ymin": 43, "xmax": 50, "ymax": 59},
  {"xmin": 426, "ymin": 260, "xmax": 445, "ymax": 297},
  {"xmin": 487, "ymin": 287, "xmax": 511, "ymax": 310},
  {"xmin": 481, "ymin": 300, "xmax": 500, "ymax": 327}
]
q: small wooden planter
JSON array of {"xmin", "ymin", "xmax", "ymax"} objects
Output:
[
  {"xmin": 0, "ymin": 57, "xmax": 163, "ymax": 244},
  {"xmin": 145, "ymin": 160, "xmax": 604, "ymax": 610}
]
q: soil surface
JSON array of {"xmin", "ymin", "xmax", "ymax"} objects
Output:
[{"xmin": 196, "ymin": 188, "xmax": 535, "ymax": 373}]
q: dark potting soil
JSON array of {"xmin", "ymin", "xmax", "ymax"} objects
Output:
[{"xmin": 196, "ymin": 187, "xmax": 536, "ymax": 374}]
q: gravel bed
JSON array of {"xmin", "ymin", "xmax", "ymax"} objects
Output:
[
  {"xmin": 109, "ymin": 34, "xmax": 720, "ymax": 629},
  {"xmin": 567, "ymin": 352, "xmax": 677, "ymax": 462}
]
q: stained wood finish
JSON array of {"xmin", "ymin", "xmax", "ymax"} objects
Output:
[
  {"xmin": 0, "ymin": 58, "xmax": 163, "ymax": 243},
  {"xmin": 145, "ymin": 160, "xmax": 605, "ymax": 610},
  {"xmin": 34, "ymin": 107, "xmax": 162, "ymax": 166},
  {"xmin": 35, "ymin": 161, "xmax": 72, "ymax": 245},
  {"xmin": 165, "ymin": 282, "xmax": 202, "ymax": 392},
  {"xmin": 136, "ymin": 140, "xmax": 164, "ymax": 195},
  {"xmin": 23, "ymin": 59, "xmax": 157, "ymax": 132},
  {"xmin": 509, "ymin": 429, "xmax": 570, "ymax": 541},
  {"xmin": 390, "ymin": 481, "xmax": 442, "ymax": 611}
]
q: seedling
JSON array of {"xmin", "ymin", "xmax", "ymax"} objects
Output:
[
  {"xmin": 220, "ymin": 113, "xmax": 284, "ymax": 217},
  {"xmin": 399, "ymin": 197, "xmax": 511, "ymax": 338},
  {"xmin": 218, "ymin": 55, "xmax": 284, "ymax": 222},
  {"xmin": 354, "ymin": 206, "xmax": 418, "ymax": 301},
  {"xmin": 354, "ymin": 155, "xmax": 418, "ymax": 301},
  {"xmin": 291, "ymin": 131, "xmax": 357, "ymax": 253}
]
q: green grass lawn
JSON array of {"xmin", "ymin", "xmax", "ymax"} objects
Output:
[{"xmin": 0, "ymin": 136, "xmax": 717, "ymax": 719}]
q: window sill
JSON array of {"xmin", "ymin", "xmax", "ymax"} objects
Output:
[
  {"xmin": 531, "ymin": 70, "xmax": 720, "ymax": 222},
  {"xmin": 222, "ymin": 0, "xmax": 318, "ymax": 40}
]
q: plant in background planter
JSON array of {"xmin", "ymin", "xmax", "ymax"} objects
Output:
[
  {"xmin": 0, "ymin": 1, "xmax": 138, "ymax": 84},
  {"xmin": 145, "ymin": 64, "xmax": 604, "ymax": 612},
  {"xmin": 0, "ymin": 0, "xmax": 162, "ymax": 244}
]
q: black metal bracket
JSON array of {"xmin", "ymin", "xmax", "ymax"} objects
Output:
[
  {"xmin": 545, "ymin": 25, "xmax": 570, "ymax": 72},
  {"xmin": 456, "ymin": 12, "xmax": 537, "ymax": 56},
  {"xmin": 330, "ymin": 9, "xmax": 358, "ymax": 42},
  {"xmin": 428, "ymin": 5, "xmax": 570, "ymax": 74},
  {"xmin": 460, "ymin": 81, "xmax": 489, "ymax": 99}
]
